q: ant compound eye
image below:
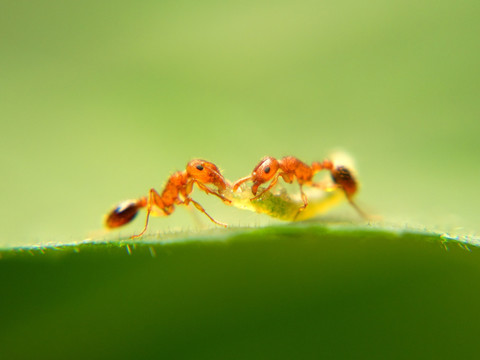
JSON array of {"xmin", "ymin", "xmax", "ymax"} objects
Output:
[
  {"xmin": 264, "ymin": 166, "xmax": 271, "ymax": 174},
  {"xmin": 196, "ymin": 164, "xmax": 204, "ymax": 171}
]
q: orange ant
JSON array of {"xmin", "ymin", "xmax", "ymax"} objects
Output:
[
  {"xmin": 105, "ymin": 159, "xmax": 231, "ymax": 238},
  {"xmin": 232, "ymin": 156, "xmax": 367, "ymax": 219}
]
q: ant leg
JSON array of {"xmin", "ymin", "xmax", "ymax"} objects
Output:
[
  {"xmin": 315, "ymin": 167, "xmax": 369, "ymax": 220},
  {"xmin": 311, "ymin": 181, "xmax": 338, "ymax": 192},
  {"xmin": 294, "ymin": 184, "xmax": 308, "ymax": 220},
  {"xmin": 232, "ymin": 175, "xmax": 253, "ymax": 192},
  {"xmin": 131, "ymin": 188, "xmax": 164, "ymax": 239},
  {"xmin": 251, "ymin": 173, "xmax": 281, "ymax": 201},
  {"xmin": 186, "ymin": 198, "xmax": 227, "ymax": 227},
  {"xmin": 329, "ymin": 166, "xmax": 369, "ymax": 220},
  {"xmin": 313, "ymin": 181, "xmax": 368, "ymax": 219},
  {"xmin": 194, "ymin": 181, "xmax": 232, "ymax": 204},
  {"xmin": 344, "ymin": 195, "xmax": 369, "ymax": 220}
]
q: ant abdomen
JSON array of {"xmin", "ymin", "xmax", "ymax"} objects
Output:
[
  {"xmin": 331, "ymin": 166, "xmax": 357, "ymax": 198},
  {"xmin": 105, "ymin": 198, "xmax": 146, "ymax": 229}
]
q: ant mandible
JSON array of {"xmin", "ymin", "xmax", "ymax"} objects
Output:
[
  {"xmin": 105, "ymin": 159, "xmax": 231, "ymax": 238},
  {"xmin": 232, "ymin": 156, "xmax": 367, "ymax": 219}
]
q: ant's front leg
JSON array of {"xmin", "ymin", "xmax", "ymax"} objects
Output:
[
  {"xmin": 250, "ymin": 172, "xmax": 282, "ymax": 200},
  {"xmin": 251, "ymin": 171, "xmax": 293, "ymax": 201},
  {"xmin": 194, "ymin": 180, "xmax": 232, "ymax": 204},
  {"xmin": 232, "ymin": 175, "xmax": 253, "ymax": 192},
  {"xmin": 183, "ymin": 197, "xmax": 227, "ymax": 227}
]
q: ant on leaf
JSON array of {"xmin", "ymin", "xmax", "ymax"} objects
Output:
[
  {"xmin": 105, "ymin": 159, "xmax": 231, "ymax": 239},
  {"xmin": 232, "ymin": 156, "xmax": 367, "ymax": 219}
]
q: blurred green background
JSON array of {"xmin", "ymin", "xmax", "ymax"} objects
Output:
[{"xmin": 1, "ymin": 0, "xmax": 479, "ymax": 247}]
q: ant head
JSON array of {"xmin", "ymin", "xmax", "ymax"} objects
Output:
[
  {"xmin": 251, "ymin": 157, "xmax": 279, "ymax": 183},
  {"xmin": 105, "ymin": 199, "xmax": 142, "ymax": 228},
  {"xmin": 186, "ymin": 159, "xmax": 227, "ymax": 189}
]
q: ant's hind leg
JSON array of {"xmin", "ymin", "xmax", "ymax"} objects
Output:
[
  {"xmin": 312, "ymin": 181, "xmax": 368, "ymax": 220},
  {"xmin": 311, "ymin": 180, "xmax": 338, "ymax": 192},
  {"xmin": 345, "ymin": 195, "xmax": 369, "ymax": 220},
  {"xmin": 329, "ymin": 166, "xmax": 369, "ymax": 220},
  {"xmin": 131, "ymin": 188, "xmax": 165, "ymax": 239}
]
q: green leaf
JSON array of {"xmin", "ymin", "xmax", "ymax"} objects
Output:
[{"xmin": 1, "ymin": 224, "xmax": 479, "ymax": 359}]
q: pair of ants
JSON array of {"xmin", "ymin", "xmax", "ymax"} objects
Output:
[{"xmin": 105, "ymin": 156, "xmax": 365, "ymax": 238}]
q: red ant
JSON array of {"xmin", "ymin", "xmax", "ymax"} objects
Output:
[
  {"xmin": 232, "ymin": 156, "xmax": 366, "ymax": 219},
  {"xmin": 105, "ymin": 159, "xmax": 231, "ymax": 238}
]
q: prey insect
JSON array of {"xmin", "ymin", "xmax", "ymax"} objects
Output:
[
  {"xmin": 105, "ymin": 159, "xmax": 231, "ymax": 238},
  {"xmin": 232, "ymin": 156, "xmax": 367, "ymax": 219}
]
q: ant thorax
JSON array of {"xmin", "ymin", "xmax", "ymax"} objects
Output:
[{"xmin": 279, "ymin": 157, "xmax": 314, "ymax": 184}]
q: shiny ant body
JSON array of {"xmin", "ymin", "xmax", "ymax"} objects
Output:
[
  {"xmin": 105, "ymin": 159, "xmax": 231, "ymax": 238},
  {"xmin": 233, "ymin": 156, "xmax": 366, "ymax": 218}
]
